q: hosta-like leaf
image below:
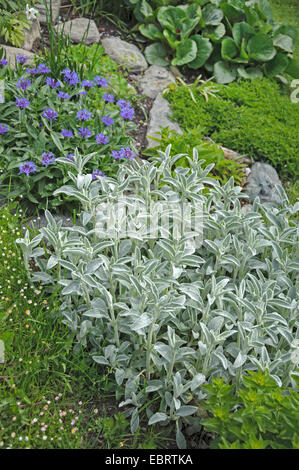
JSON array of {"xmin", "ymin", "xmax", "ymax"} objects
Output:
[
  {"xmin": 188, "ymin": 35, "xmax": 213, "ymax": 69},
  {"xmin": 144, "ymin": 42, "xmax": 168, "ymax": 66},
  {"xmin": 214, "ymin": 60, "xmax": 237, "ymax": 83},
  {"xmin": 202, "ymin": 4, "xmax": 223, "ymax": 25},
  {"xmin": 172, "ymin": 39, "xmax": 197, "ymax": 66},
  {"xmin": 247, "ymin": 34, "xmax": 276, "ymax": 62}
]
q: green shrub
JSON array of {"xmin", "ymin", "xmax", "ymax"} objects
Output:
[
  {"xmin": 166, "ymin": 77, "xmax": 299, "ymax": 181},
  {"xmin": 143, "ymin": 127, "xmax": 246, "ymax": 185},
  {"xmin": 201, "ymin": 370, "xmax": 299, "ymax": 449},
  {"xmin": 0, "ymin": 1, "xmax": 37, "ymax": 47},
  {"xmin": 16, "ymin": 146, "xmax": 299, "ymax": 448}
]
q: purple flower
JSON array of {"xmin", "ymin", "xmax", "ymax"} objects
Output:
[
  {"xmin": 61, "ymin": 129, "xmax": 73, "ymax": 138},
  {"xmin": 57, "ymin": 91, "xmax": 70, "ymax": 99},
  {"xmin": 16, "ymin": 54, "xmax": 29, "ymax": 65},
  {"xmin": 66, "ymin": 153, "xmax": 75, "ymax": 161},
  {"xmin": 19, "ymin": 161, "xmax": 37, "ymax": 176},
  {"xmin": 37, "ymin": 63, "xmax": 51, "ymax": 74},
  {"xmin": 62, "ymin": 68, "xmax": 79, "ymax": 86},
  {"xmin": 117, "ymin": 99, "xmax": 131, "ymax": 108},
  {"xmin": 82, "ymin": 79, "xmax": 95, "ymax": 88},
  {"xmin": 120, "ymin": 106, "xmax": 135, "ymax": 120},
  {"xmin": 95, "ymin": 133, "xmax": 109, "ymax": 145},
  {"xmin": 46, "ymin": 77, "xmax": 60, "ymax": 89},
  {"xmin": 79, "ymin": 91, "xmax": 87, "ymax": 95},
  {"xmin": 101, "ymin": 116, "xmax": 114, "ymax": 127},
  {"xmin": 16, "ymin": 97, "xmax": 30, "ymax": 109},
  {"xmin": 0, "ymin": 123, "xmax": 8, "ymax": 134},
  {"xmin": 76, "ymin": 109, "xmax": 92, "ymax": 121},
  {"xmin": 41, "ymin": 152, "xmax": 55, "ymax": 167},
  {"xmin": 78, "ymin": 127, "xmax": 91, "ymax": 138},
  {"xmin": 94, "ymin": 76, "xmax": 108, "ymax": 87},
  {"xmin": 16, "ymin": 78, "xmax": 31, "ymax": 91},
  {"xmin": 26, "ymin": 67, "xmax": 38, "ymax": 74},
  {"xmin": 111, "ymin": 147, "xmax": 136, "ymax": 160},
  {"xmin": 102, "ymin": 93, "xmax": 115, "ymax": 103},
  {"xmin": 42, "ymin": 108, "xmax": 58, "ymax": 120},
  {"xmin": 92, "ymin": 169, "xmax": 106, "ymax": 180},
  {"xmin": 0, "ymin": 58, "xmax": 8, "ymax": 66}
]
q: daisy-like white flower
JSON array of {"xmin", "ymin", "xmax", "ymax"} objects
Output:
[{"xmin": 26, "ymin": 4, "xmax": 38, "ymax": 20}]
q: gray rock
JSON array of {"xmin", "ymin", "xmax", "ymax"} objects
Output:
[
  {"xmin": 55, "ymin": 18, "xmax": 100, "ymax": 44},
  {"xmin": 22, "ymin": 18, "xmax": 41, "ymax": 51},
  {"xmin": 245, "ymin": 162, "xmax": 283, "ymax": 206},
  {"xmin": 36, "ymin": 0, "xmax": 61, "ymax": 24},
  {"xmin": 146, "ymin": 92, "xmax": 183, "ymax": 149},
  {"xmin": 101, "ymin": 37, "xmax": 148, "ymax": 73},
  {"xmin": 138, "ymin": 65, "xmax": 175, "ymax": 99},
  {"xmin": 0, "ymin": 45, "xmax": 35, "ymax": 69}
]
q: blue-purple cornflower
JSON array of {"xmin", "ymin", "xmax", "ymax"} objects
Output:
[
  {"xmin": 19, "ymin": 161, "xmax": 37, "ymax": 175},
  {"xmin": 16, "ymin": 78, "xmax": 31, "ymax": 91},
  {"xmin": 57, "ymin": 91, "xmax": 70, "ymax": 99},
  {"xmin": 95, "ymin": 133, "xmax": 109, "ymax": 145},
  {"xmin": 92, "ymin": 169, "xmax": 106, "ymax": 180},
  {"xmin": 120, "ymin": 106, "xmax": 135, "ymax": 120},
  {"xmin": 102, "ymin": 93, "xmax": 115, "ymax": 103},
  {"xmin": 16, "ymin": 54, "xmax": 29, "ymax": 65},
  {"xmin": 37, "ymin": 63, "xmax": 51, "ymax": 74},
  {"xmin": 101, "ymin": 116, "xmax": 114, "ymax": 126},
  {"xmin": 26, "ymin": 67, "xmax": 38, "ymax": 74},
  {"xmin": 111, "ymin": 147, "xmax": 136, "ymax": 160},
  {"xmin": 78, "ymin": 127, "xmax": 91, "ymax": 138},
  {"xmin": 46, "ymin": 77, "xmax": 60, "ymax": 89},
  {"xmin": 76, "ymin": 109, "xmax": 92, "ymax": 121},
  {"xmin": 117, "ymin": 99, "xmax": 131, "ymax": 108},
  {"xmin": 42, "ymin": 108, "xmax": 58, "ymax": 120},
  {"xmin": 82, "ymin": 79, "xmax": 95, "ymax": 88},
  {"xmin": 0, "ymin": 58, "xmax": 8, "ymax": 66},
  {"xmin": 94, "ymin": 76, "xmax": 108, "ymax": 87},
  {"xmin": 66, "ymin": 153, "xmax": 75, "ymax": 161},
  {"xmin": 62, "ymin": 68, "xmax": 79, "ymax": 86},
  {"xmin": 16, "ymin": 97, "xmax": 30, "ymax": 109},
  {"xmin": 61, "ymin": 129, "xmax": 73, "ymax": 138},
  {"xmin": 41, "ymin": 152, "xmax": 55, "ymax": 167},
  {"xmin": 0, "ymin": 123, "xmax": 8, "ymax": 134}
]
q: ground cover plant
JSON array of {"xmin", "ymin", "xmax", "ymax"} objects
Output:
[
  {"xmin": 0, "ymin": 50, "xmax": 137, "ymax": 214},
  {"xmin": 143, "ymin": 127, "xmax": 246, "ymax": 186},
  {"xmin": 16, "ymin": 146, "xmax": 299, "ymax": 448},
  {"xmin": 0, "ymin": 203, "xmax": 170, "ymax": 449},
  {"xmin": 201, "ymin": 369, "xmax": 299, "ymax": 449},
  {"xmin": 164, "ymin": 77, "xmax": 299, "ymax": 182},
  {"xmin": 128, "ymin": 0, "xmax": 298, "ymax": 82}
]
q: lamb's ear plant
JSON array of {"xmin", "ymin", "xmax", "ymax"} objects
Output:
[{"xmin": 17, "ymin": 146, "xmax": 299, "ymax": 448}]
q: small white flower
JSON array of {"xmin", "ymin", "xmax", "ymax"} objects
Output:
[{"xmin": 26, "ymin": 4, "xmax": 38, "ymax": 20}]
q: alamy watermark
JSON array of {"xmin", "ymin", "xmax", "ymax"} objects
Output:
[
  {"xmin": 0, "ymin": 340, "xmax": 4, "ymax": 363},
  {"xmin": 95, "ymin": 198, "xmax": 203, "ymax": 248},
  {"xmin": 0, "ymin": 80, "xmax": 4, "ymax": 104},
  {"xmin": 290, "ymin": 79, "xmax": 299, "ymax": 104}
]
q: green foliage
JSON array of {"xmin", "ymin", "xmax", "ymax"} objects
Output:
[
  {"xmin": 0, "ymin": 53, "xmax": 137, "ymax": 214},
  {"xmin": 91, "ymin": 413, "xmax": 130, "ymax": 448},
  {"xmin": 166, "ymin": 77, "xmax": 299, "ymax": 181},
  {"xmin": 131, "ymin": 0, "xmax": 298, "ymax": 82},
  {"xmin": 143, "ymin": 127, "xmax": 246, "ymax": 185},
  {"xmin": 17, "ymin": 147, "xmax": 299, "ymax": 448},
  {"xmin": 0, "ymin": 1, "xmax": 37, "ymax": 47},
  {"xmin": 201, "ymin": 370, "xmax": 299, "ymax": 449}
]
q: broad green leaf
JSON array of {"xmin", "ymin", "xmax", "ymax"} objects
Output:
[
  {"xmin": 232, "ymin": 22, "xmax": 255, "ymax": 48},
  {"xmin": 139, "ymin": 23, "xmax": 163, "ymax": 41},
  {"xmin": 257, "ymin": 0, "xmax": 273, "ymax": 22},
  {"xmin": 163, "ymin": 29, "xmax": 179, "ymax": 49},
  {"xmin": 247, "ymin": 33, "xmax": 276, "ymax": 62},
  {"xmin": 144, "ymin": 42, "xmax": 168, "ymax": 66},
  {"xmin": 188, "ymin": 35, "xmax": 213, "ymax": 69},
  {"xmin": 237, "ymin": 66, "xmax": 263, "ymax": 79},
  {"xmin": 214, "ymin": 60, "xmax": 237, "ymax": 83},
  {"xmin": 273, "ymin": 34, "xmax": 294, "ymax": 53},
  {"xmin": 264, "ymin": 53, "xmax": 289, "ymax": 77},
  {"xmin": 221, "ymin": 38, "xmax": 238, "ymax": 60},
  {"xmin": 157, "ymin": 6, "xmax": 186, "ymax": 34},
  {"xmin": 202, "ymin": 4, "xmax": 223, "ymax": 25},
  {"xmin": 172, "ymin": 39, "xmax": 197, "ymax": 66}
]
